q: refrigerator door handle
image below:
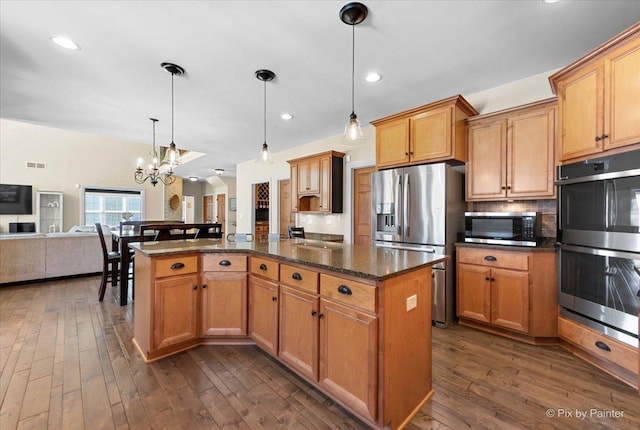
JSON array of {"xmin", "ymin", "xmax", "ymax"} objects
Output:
[
  {"xmin": 404, "ymin": 172, "xmax": 410, "ymax": 238},
  {"xmin": 396, "ymin": 173, "xmax": 403, "ymax": 236}
]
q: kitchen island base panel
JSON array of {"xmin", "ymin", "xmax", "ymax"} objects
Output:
[{"xmin": 458, "ymin": 318, "xmax": 559, "ymax": 346}]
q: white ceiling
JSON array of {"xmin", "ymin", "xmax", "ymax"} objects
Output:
[{"xmin": 1, "ymin": 1, "xmax": 639, "ymax": 179}]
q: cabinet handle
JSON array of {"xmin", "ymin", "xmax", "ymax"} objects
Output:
[
  {"xmin": 602, "ymin": 134, "xmax": 609, "ymax": 140},
  {"xmin": 405, "ymin": 152, "xmax": 409, "ymax": 156},
  {"xmin": 170, "ymin": 262, "xmax": 185, "ymax": 270},
  {"xmin": 259, "ymin": 263, "xmax": 268, "ymax": 271},
  {"xmin": 272, "ymin": 296, "xmax": 277, "ymax": 302},
  {"xmin": 219, "ymin": 259, "xmax": 231, "ymax": 266},
  {"xmin": 193, "ymin": 285, "xmax": 198, "ymax": 290},
  {"xmin": 501, "ymin": 186, "xmax": 506, "ymax": 190},
  {"xmin": 311, "ymin": 310, "xmax": 317, "ymax": 316},
  {"xmin": 485, "ymin": 277, "xmax": 490, "ymax": 281},
  {"xmin": 506, "ymin": 185, "xmax": 511, "ymax": 190},
  {"xmin": 318, "ymin": 313, "xmax": 324, "ymax": 319},
  {"xmin": 595, "ymin": 135, "xmax": 602, "ymax": 142},
  {"xmin": 292, "ymin": 272, "xmax": 302, "ymax": 281},
  {"xmin": 595, "ymin": 341, "xmax": 611, "ymax": 352},
  {"xmin": 202, "ymin": 284, "xmax": 207, "ymax": 289},
  {"xmin": 484, "ymin": 256, "xmax": 497, "ymax": 261},
  {"xmin": 409, "ymin": 152, "xmax": 413, "ymax": 155},
  {"xmin": 337, "ymin": 285, "xmax": 352, "ymax": 295},
  {"xmin": 491, "ymin": 278, "xmax": 495, "ymax": 282}
]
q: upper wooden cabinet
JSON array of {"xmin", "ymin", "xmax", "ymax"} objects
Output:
[
  {"xmin": 549, "ymin": 22, "xmax": 640, "ymax": 162},
  {"xmin": 371, "ymin": 95, "xmax": 478, "ymax": 169},
  {"xmin": 288, "ymin": 151, "xmax": 344, "ymax": 213},
  {"xmin": 466, "ymin": 98, "xmax": 556, "ymax": 201}
]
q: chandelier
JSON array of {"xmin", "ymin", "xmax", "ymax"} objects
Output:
[{"xmin": 135, "ymin": 118, "xmax": 176, "ymax": 186}]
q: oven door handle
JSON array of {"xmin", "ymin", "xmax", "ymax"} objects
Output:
[{"xmin": 559, "ymin": 243, "xmax": 640, "ymax": 260}]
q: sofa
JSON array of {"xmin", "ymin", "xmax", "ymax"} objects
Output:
[{"xmin": 0, "ymin": 232, "xmax": 106, "ymax": 284}]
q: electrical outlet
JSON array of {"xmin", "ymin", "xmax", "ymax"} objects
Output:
[{"xmin": 406, "ymin": 294, "xmax": 417, "ymax": 311}]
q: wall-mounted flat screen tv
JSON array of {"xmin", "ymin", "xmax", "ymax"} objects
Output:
[{"xmin": 0, "ymin": 184, "xmax": 33, "ymax": 215}]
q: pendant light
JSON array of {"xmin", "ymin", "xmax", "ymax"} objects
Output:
[
  {"xmin": 134, "ymin": 118, "xmax": 176, "ymax": 186},
  {"xmin": 160, "ymin": 62, "xmax": 184, "ymax": 167},
  {"xmin": 255, "ymin": 69, "xmax": 275, "ymax": 164},
  {"xmin": 340, "ymin": 2, "xmax": 368, "ymax": 145}
]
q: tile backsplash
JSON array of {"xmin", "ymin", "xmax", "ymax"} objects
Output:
[{"xmin": 467, "ymin": 199, "xmax": 557, "ymax": 238}]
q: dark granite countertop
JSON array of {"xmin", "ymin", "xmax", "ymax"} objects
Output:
[
  {"xmin": 304, "ymin": 232, "xmax": 344, "ymax": 242},
  {"xmin": 455, "ymin": 238, "xmax": 557, "ymax": 252},
  {"xmin": 129, "ymin": 238, "xmax": 447, "ymax": 281}
]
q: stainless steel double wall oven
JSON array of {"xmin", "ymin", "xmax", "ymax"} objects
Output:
[{"xmin": 556, "ymin": 149, "xmax": 640, "ymax": 347}]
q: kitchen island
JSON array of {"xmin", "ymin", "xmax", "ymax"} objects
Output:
[{"xmin": 130, "ymin": 238, "xmax": 446, "ymax": 430}]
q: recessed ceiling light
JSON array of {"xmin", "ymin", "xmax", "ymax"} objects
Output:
[
  {"xmin": 50, "ymin": 36, "xmax": 80, "ymax": 50},
  {"xmin": 365, "ymin": 72, "xmax": 382, "ymax": 83},
  {"xmin": 542, "ymin": 0, "xmax": 560, "ymax": 3},
  {"xmin": 189, "ymin": 176, "xmax": 198, "ymax": 182},
  {"xmin": 281, "ymin": 113, "xmax": 294, "ymax": 120}
]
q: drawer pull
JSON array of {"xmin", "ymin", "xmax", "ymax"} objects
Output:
[
  {"xmin": 259, "ymin": 263, "xmax": 268, "ymax": 271},
  {"xmin": 272, "ymin": 296, "xmax": 278, "ymax": 302},
  {"xmin": 219, "ymin": 260, "xmax": 231, "ymax": 266},
  {"xmin": 595, "ymin": 341, "xmax": 611, "ymax": 352},
  {"xmin": 337, "ymin": 285, "xmax": 352, "ymax": 295},
  {"xmin": 292, "ymin": 272, "xmax": 303, "ymax": 281},
  {"xmin": 202, "ymin": 284, "xmax": 207, "ymax": 289},
  {"xmin": 311, "ymin": 310, "xmax": 317, "ymax": 316},
  {"xmin": 171, "ymin": 262, "xmax": 185, "ymax": 270},
  {"xmin": 484, "ymin": 256, "xmax": 497, "ymax": 262},
  {"xmin": 485, "ymin": 277, "xmax": 490, "ymax": 281},
  {"xmin": 192, "ymin": 285, "xmax": 198, "ymax": 290},
  {"xmin": 318, "ymin": 313, "xmax": 324, "ymax": 319}
]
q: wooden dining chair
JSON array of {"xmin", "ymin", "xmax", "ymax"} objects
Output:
[
  {"xmin": 192, "ymin": 223, "xmax": 223, "ymax": 239},
  {"xmin": 95, "ymin": 223, "xmax": 121, "ymax": 301},
  {"xmin": 288, "ymin": 226, "xmax": 306, "ymax": 239},
  {"xmin": 140, "ymin": 223, "xmax": 188, "ymax": 241}
]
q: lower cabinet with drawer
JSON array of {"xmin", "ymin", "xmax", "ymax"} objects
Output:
[
  {"xmin": 201, "ymin": 254, "xmax": 248, "ymax": 337},
  {"xmin": 456, "ymin": 246, "xmax": 557, "ymax": 344},
  {"xmin": 248, "ymin": 256, "xmax": 280, "ymax": 355},
  {"xmin": 134, "ymin": 253, "xmax": 201, "ymax": 360}
]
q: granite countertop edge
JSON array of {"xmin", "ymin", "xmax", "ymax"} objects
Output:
[
  {"xmin": 129, "ymin": 239, "xmax": 447, "ymax": 281},
  {"xmin": 455, "ymin": 238, "xmax": 557, "ymax": 252}
]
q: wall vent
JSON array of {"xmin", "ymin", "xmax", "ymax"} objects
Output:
[{"xmin": 26, "ymin": 161, "xmax": 47, "ymax": 169}]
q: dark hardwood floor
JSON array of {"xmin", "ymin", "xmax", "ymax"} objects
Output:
[{"xmin": 0, "ymin": 276, "xmax": 638, "ymax": 429}]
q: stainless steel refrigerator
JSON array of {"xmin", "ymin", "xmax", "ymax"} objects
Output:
[{"xmin": 372, "ymin": 163, "xmax": 464, "ymax": 327}]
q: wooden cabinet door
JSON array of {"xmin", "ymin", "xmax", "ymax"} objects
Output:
[
  {"xmin": 557, "ymin": 65, "xmax": 603, "ymax": 161},
  {"xmin": 201, "ymin": 271, "xmax": 248, "ymax": 336},
  {"xmin": 319, "ymin": 299, "xmax": 378, "ymax": 421},
  {"xmin": 466, "ymin": 121, "xmax": 506, "ymax": 201},
  {"xmin": 506, "ymin": 106, "xmax": 555, "ymax": 199},
  {"xmin": 248, "ymin": 276, "xmax": 279, "ymax": 355},
  {"xmin": 298, "ymin": 157, "xmax": 320, "ymax": 194},
  {"xmin": 290, "ymin": 164, "xmax": 298, "ymax": 212},
  {"xmin": 319, "ymin": 155, "xmax": 331, "ymax": 213},
  {"xmin": 603, "ymin": 39, "xmax": 640, "ymax": 150},
  {"xmin": 153, "ymin": 274, "xmax": 199, "ymax": 350},
  {"xmin": 410, "ymin": 106, "xmax": 452, "ymax": 163},
  {"xmin": 457, "ymin": 263, "xmax": 491, "ymax": 324},
  {"xmin": 376, "ymin": 118, "xmax": 410, "ymax": 168},
  {"xmin": 490, "ymin": 268, "xmax": 529, "ymax": 333},
  {"xmin": 279, "ymin": 286, "xmax": 319, "ymax": 381}
]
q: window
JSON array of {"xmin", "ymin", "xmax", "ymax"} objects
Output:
[{"xmin": 83, "ymin": 188, "xmax": 143, "ymax": 227}]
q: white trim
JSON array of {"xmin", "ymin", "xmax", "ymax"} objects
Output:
[{"xmin": 79, "ymin": 185, "xmax": 146, "ymax": 227}]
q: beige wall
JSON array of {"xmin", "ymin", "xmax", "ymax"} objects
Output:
[
  {"xmin": 236, "ymin": 70, "xmax": 556, "ymax": 243},
  {"xmin": 0, "ymin": 119, "xmax": 168, "ymax": 232}
]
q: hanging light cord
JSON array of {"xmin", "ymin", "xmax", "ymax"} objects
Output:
[
  {"xmin": 263, "ymin": 77, "xmax": 267, "ymax": 145},
  {"xmin": 171, "ymin": 71, "xmax": 175, "ymax": 143},
  {"xmin": 351, "ymin": 24, "xmax": 355, "ymax": 115}
]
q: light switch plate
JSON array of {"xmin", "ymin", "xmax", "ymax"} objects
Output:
[{"xmin": 406, "ymin": 294, "xmax": 417, "ymax": 311}]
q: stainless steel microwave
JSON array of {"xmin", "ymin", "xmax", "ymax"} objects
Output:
[{"xmin": 464, "ymin": 212, "xmax": 542, "ymax": 247}]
